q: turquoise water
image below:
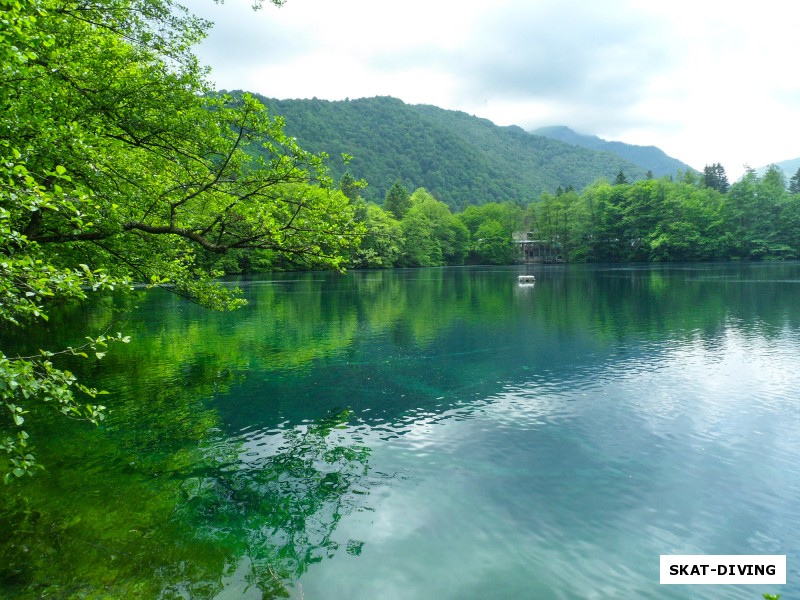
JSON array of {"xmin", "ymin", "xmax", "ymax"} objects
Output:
[{"xmin": 2, "ymin": 263, "xmax": 800, "ymax": 598}]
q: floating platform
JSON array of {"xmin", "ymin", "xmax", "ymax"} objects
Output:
[{"xmin": 518, "ymin": 275, "xmax": 536, "ymax": 285}]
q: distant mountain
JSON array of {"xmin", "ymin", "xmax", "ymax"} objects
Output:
[
  {"xmin": 753, "ymin": 158, "xmax": 800, "ymax": 179},
  {"xmin": 237, "ymin": 94, "xmax": 651, "ymax": 209},
  {"xmin": 532, "ymin": 125, "xmax": 694, "ymax": 179}
]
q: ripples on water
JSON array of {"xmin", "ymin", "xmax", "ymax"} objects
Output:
[
  {"xmin": 4, "ymin": 264, "xmax": 800, "ymax": 599},
  {"xmin": 295, "ymin": 321, "xmax": 800, "ymax": 598},
  {"xmin": 207, "ymin": 324, "xmax": 800, "ymax": 599}
]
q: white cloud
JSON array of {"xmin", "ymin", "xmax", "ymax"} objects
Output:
[{"xmin": 187, "ymin": 0, "xmax": 800, "ymax": 180}]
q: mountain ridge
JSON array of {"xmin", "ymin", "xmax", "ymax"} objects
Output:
[
  {"xmin": 753, "ymin": 157, "xmax": 800, "ymax": 180},
  {"xmin": 236, "ymin": 93, "xmax": 692, "ymax": 208},
  {"xmin": 531, "ymin": 125, "xmax": 695, "ymax": 178}
]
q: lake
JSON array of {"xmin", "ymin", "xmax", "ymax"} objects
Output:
[{"xmin": 2, "ymin": 262, "xmax": 800, "ymax": 599}]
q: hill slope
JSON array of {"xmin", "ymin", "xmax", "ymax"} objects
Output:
[
  {"xmin": 754, "ymin": 157, "xmax": 800, "ymax": 180},
  {"xmin": 532, "ymin": 125, "xmax": 694, "ymax": 178},
  {"xmin": 240, "ymin": 94, "xmax": 649, "ymax": 209}
]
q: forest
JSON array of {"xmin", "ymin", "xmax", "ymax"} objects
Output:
[
  {"xmin": 213, "ymin": 163, "xmax": 800, "ymax": 273},
  {"xmin": 245, "ymin": 94, "xmax": 657, "ymax": 209}
]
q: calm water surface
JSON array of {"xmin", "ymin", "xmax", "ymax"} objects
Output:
[{"xmin": 2, "ymin": 263, "xmax": 800, "ymax": 599}]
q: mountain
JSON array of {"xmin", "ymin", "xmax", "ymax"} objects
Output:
[
  {"xmin": 753, "ymin": 158, "xmax": 800, "ymax": 179},
  {"xmin": 532, "ymin": 125, "xmax": 694, "ymax": 179},
  {"xmin": 238, "ymin": 94, "xmax": 651, "ymax": 209}
]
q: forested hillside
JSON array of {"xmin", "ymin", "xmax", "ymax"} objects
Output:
[
  {"xmin": 532, "ymin": 126, "xmax": 694, "ymax": 178},
  {"xmin": 238, "ymin": 94, "xmax": 651, "ymax": 209}
]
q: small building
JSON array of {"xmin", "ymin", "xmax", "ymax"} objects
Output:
[{"xmin": 512, "ymin": 232, "xmax": 564, "ymax": 263}]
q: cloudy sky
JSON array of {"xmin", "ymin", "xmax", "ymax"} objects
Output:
[{"xmin": 186, "ymin": 0, "xmax": 799, "ymax": 180}]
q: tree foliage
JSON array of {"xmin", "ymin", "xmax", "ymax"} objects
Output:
[
  {"xmin": 384, "ymin": 180, "xmax": 412, "ymax": 220},
  {"xmin": 247, "ymin": 95, "xmax": 651, "ymax": 209},
  {"xmin": 703, "ymin": 163, "xmax": 730, "ymax": 194},
  {"xmin": 339, "ymin": 167, "xmax": 800, "ymax": 270},
  {"xmin": 458, "ymin": 202, "xmax": 523, "ymax": 264},
  {"xmin": 351, "ymin": 204, "xmax": 403, "ymax": 268},
  {"xmin": 1, "ymin": 0, "xmax": 361, "ymax": 480},
  {"xmin": 790, "ymin": 168, "xmax": 800, "ymax": 195}
]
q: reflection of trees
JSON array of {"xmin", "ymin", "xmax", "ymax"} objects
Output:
[
  {"xmin": 11, "ymin": 264, "xmax": 800, "ymax": 389},
  {"xmin": 172, "ymin": 410, "xmax": 377, "ymax": 598},
  {"xmin": 4, "ymin": 264, "xmax": 800, "ymax": 597},
  {"xmin": 0, "ymin": 410, "xmax": 380, "ymax": 599}
]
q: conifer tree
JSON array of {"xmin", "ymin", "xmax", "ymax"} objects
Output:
[
  {"xmin": 789, "ymin": 167, "xmax": 800, "ymax": 195},
  {"xmin": 384, "ymin": 180, "xmax": 412, "ymax": 219},
  {"xmin": 702, "ymin": 163, "xmax": 730, "ymax": 193}
]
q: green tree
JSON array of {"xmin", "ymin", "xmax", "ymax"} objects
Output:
[
  {"xmin": 339, "ymin": 171, "xmax": 366, "ymax": 203},
  {"xmin": 409, "ymin": 189, "xmax": 468, "ymax": 265},
  {"xmin": 758, "ymin": 165, "xmax": 794, "ymax": 258},
  {"xmin": 447, "ymin": 217, "xmax": 470, "ymax": 265},
  {"xmin": 351, "ymin": 204, "xmax": 403, "ymax": 268},
  {"xmin": 724, "ymin": 168, "xmax": 759, "ymax": 258},
  {"xmin": 702, "ymin": 163, "xmax": 730, "ymax": 193},
  {"xmin": 722, "ymin": 166, "xmax": 791, "ymax": 259},
  {"xmin": 398, "ymin": 209, "xmax": 441, "ymax": 266},
  {"xmin": 1, "ymin": 0, "xmax": 361, "ymax": 480},
  {"xmin": 472, "ymin": 219, "xmax": 516, "ymax": 264},
  {"xmin": 384, "ymin": 180, "xmax": 412, "ymax": 220},
  {"xmin": 395, "ymin": 188, "xmax": 468, "ymax": 266},
  {"xmin": 789, "ymin": 167, "xmax": 800, "ymax": 195},
  {"xmin": 645, "ymin": 183, "xmax": 725, "ymax": 262},
  {"xmin": 576, "ymin": 180, "xmax": 625, "ymax": 261},
  {"xmin": 457, "ymin": 202, "xmax": 524, "ymax": 264},
  {"xmin": 528, "ymin": 192, "xmax": 568, "ymax": 247},
  {"xmin": 459, "ymin": 202, "xmax": 525, "ymax": 239}
]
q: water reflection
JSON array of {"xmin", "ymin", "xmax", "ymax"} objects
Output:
[
  {"xmin": 169, "ymin": 410, "xmax": 382, "ymax": 598},
  {"xmin": 0, "ymin": 409, "xmax": 383, "ymax": 598},
  {"xmin": 2, "ymin": 262, "xmax": 800, "ymax": 598},
  {"xmin": 298, "ymin": 318, "xmax": 800, "ymax": 599}
]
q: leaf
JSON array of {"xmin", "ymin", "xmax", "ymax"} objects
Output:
[{"xmin": 13, "ymin": 414, "xmax": 24, "ymax": 426}]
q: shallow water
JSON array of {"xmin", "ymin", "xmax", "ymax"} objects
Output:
[{"xmin": 2, "ymin": 263, "xmax": 800, "ymax": 599}]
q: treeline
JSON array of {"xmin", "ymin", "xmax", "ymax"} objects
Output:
[
  {"xmin": 550, "ymin": 165, "xmax": 800, "ymax": 262},
  {"xmin": 212, "ymin": 163, "xmax": 800, "ymax": 273}
]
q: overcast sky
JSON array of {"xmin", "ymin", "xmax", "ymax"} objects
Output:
[{"xmin": 185, "ymin": 0, "xmax": 799, "ymax": 180}]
